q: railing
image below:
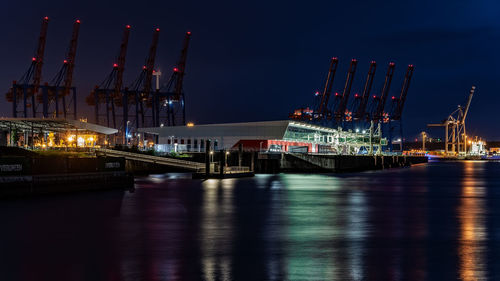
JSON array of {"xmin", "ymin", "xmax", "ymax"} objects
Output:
[{"xmin": 97, "ymin": 148, "xmax": 205, "ymax": 172}]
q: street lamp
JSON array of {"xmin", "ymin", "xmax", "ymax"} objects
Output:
[
  {"xmin": 126, "ymin": 120, "xmax": 131, "ymax": 145},
  {"xmin": 421, "ymin": 131, "xmax": 427, "ymax": 152}
]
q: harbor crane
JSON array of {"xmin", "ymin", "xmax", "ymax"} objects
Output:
[
  {"xmin": 153, "ymin": 31, "xmax": 192, "ymax": 127},
  {"xmin": 6, "ymin": 16, "xmax": 49, "ymax": 118},
  {"xmin": 87, "ymin": 25, "xmax": 131, "ymax": 128},
  {"xmin": 428, "ymin": 86, "xmax": 475, "ymax": 156},
  {"xmin": 315, "ymin": 57, "xmax": 339, "ymax": 120},
  {"xmin": 288, "ymin": 58, "xmax": 338, "ymax": 122},
  {"xmin": 370, "ymin": 62, "xmax": 395, "ymax": 123},
  {"xmin": 334, "ymin": 59, "xmax": 358, "ymax": 123},
  {"xmin": 352, "ymin": 61, "xmax": 377, "ymax": 122},
  {"xmin": 39, "ymin": 19, "xmax": 81, "ymax": 119},
  {"xmin": 387, "ymin": 64, "xmax": 414, "ymax": 150},
  {"xmin": 123, "ymin": 27, "xmax": 160, "ymax": 138}
]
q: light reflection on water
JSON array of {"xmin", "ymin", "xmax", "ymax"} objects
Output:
[
  {"xmin": 459, "ymin": 161, "xmax": 487, "ymax": 281},
  {"xmin": 1, "ymin": 162, "xmax": 500, "ymax": 280}
]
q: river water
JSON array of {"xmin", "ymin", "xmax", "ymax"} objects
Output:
[{"xmin": 1, "ymin": 161, "xmax": 499, "ymax": 280}]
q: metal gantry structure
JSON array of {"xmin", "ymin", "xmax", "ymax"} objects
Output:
[
  {"xmin": 352, "ymin": 61, "xmax": 377, "ymax": 123},
  {"xmin": 289, "ymin": 57, "xmax": 415, "ymax": 153},
  {"xmin": 6, "ymin": 16, "xmax": 49, "ymax": 118},
  {"xmin": 87, "ymin": 25, "xmax": 131, "ymax": 128},
  {"xmin": 123, "ymin": 28, "xmax": 160, "ymax": 135},
  {"xmin": 39, "ymin": 19, "xmax": 81, "ymax": 120},
  {"xmin": 155, "ymin": 31, "xmax": 192, "ymax": 127},
  {"xmin": 84, "ymin": 27, "xmax": 191, "ymax": 144},
  {"xmin": 334, "ymin": 59, "xmax": 358, "ymax": 123},
  {"xmin": 388, "ymin": 64, "xmax": 415, "ymax": 150},
  {"xmin": 428, "ymin": 86, "xmax": 475, "ymax": 156}
]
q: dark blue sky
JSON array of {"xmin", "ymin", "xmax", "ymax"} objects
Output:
[{"xmin": 1, "ymin": 0, "xmax": 499, "ymax": 140}]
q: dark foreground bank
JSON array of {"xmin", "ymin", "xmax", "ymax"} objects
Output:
[{"xmin": 0, "ymin": 148, "xmax": 133, "ymax": 197}]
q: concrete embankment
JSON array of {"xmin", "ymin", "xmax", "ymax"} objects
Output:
[
  {"xmin": 256, "ymin": 153, "xmax": 427, "ymax": 173},
  {"xmin": 120, "ymin": 151, "xmax": 427, "ymax": 174}
]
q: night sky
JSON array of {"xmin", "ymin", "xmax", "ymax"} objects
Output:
[{"xmin": 1, "ymin": 0, "xmax": 499, "ymax": 140}]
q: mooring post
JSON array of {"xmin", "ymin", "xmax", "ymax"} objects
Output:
[
  {"xmin": 251, "ymin": 152, "xmax": 255, "ymax": 172},
  {"xmin": 238, "ymin": 143, "xmax": 243, "ymax": 167},
  {"xmin": 205, "ymin": 140, "xmax": 211, "ymax": 176},
  {"xmin": 219, "ymin": 149, "xmax": 225, "ymax": 177}
]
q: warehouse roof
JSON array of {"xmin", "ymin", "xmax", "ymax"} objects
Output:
[
  {"xmin": 138, "ymin": 120, "xmax": 337, "ymax": 139},
  {"xmin": 0, "ymin": 118, "xmax": 118, "ymax": 135}
]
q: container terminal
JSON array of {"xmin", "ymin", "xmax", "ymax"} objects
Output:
[{"xmin": 16, "ymin": 16, "xmax": 500, "ymax": 194}]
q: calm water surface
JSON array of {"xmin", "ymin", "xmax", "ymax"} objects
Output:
[{"xmin": 1, "ymin": 161, "xmax": 500, "ymax": 280}]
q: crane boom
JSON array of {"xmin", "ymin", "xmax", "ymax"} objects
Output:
[
  {"xmin": 317, "ymin": 57, "xmax": 338, "ymax": 118},
  {"xmin": 142, "ymin": 28, "xmax": 160, "ymax": 96},
  {"xmin": 33, "ymin": 16, "xmax": 49, "ymax": 93},
  {"xmin": 335, "ymin": 59, "xmax": 357, "ymax": 121},
  {"xmin": 373, "ymin": 62, "xmax": 395, "ymax": 121},
  {"xmin": 114, "ymin": 25, "xmax": 131, "ymax": 96},
  {"xmin": 173, "ymin": 31, "xmax": 192, "ymax": 100},
  {"xmin": 460, "ymin": 86, "xmax": 475, "ymax": 123},
  {"xmin": 392, "ymin": 64, "xmax": 414, "ymax": 120},
  {"xmin": 354, "ymin": 61, "xmax": 376, "ymax": 120},
  {"xmin": 62, "ymin": 19, "xmax": 81, "ymax": 96}
]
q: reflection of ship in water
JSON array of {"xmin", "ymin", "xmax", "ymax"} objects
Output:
[{"xmin": 458, "ymin": 161, "xmax": 487, "ymax": 281}]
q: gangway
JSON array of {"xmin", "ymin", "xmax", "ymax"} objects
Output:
[{"xmin": 96, "ymin": 148, "xmax": 205, "ymax": 171}]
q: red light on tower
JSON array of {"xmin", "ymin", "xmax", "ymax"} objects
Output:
[
  {"xmin": 335, "ymin": 92, "xmax": 339, "ymax": 96},
  {"xmin": 75, "ymin": 19, "xmax": 81, "ymax": 24},
  {"xmin": 173, "ymin": 67, "xmax": 179, "ymax": 72},
  {"xmin": 142, "ymin": 65, "xmax": 147, "ymax": 70},
  {"xmin": 44, "ymin": 16, "xmax": 49, "ymax": 20},
  {"xmin": 354, "ymin": 93, "xmax": 359, "ymax": 98},
  {"xmin": 391, "ymin": 96, "xmax": 395, "ymax": 100},
  {"xmin": 113, "ymin": 63, "xmax": 118, "ymax": 68},
  {"xmin": 32, "ymin": 57, "xmax": 36, "ymax": 62},
  {"xmin": 155, "ymin": 28, "xmax": 160, "ymax": 32},
  {"xmin": 373, "ymin": 95, "xmax": 376, "ymax": 99},
  {"xmin": 126, "ymin": 25, "xmax": 131, "ymax": 29},
  {"xmin": 389, "ymin": 62, "xmax": 395, "ymax": 66},
  {"xmin": 63, "ymin": 59, "xmax": 68, "ymax": 64},
  {"xmin": 187, "ymin": 31, "xmax": 191, "ymax": 35}
]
